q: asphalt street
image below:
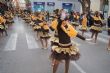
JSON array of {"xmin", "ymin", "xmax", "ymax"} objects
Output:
[{"xmin": 0, "ymin": 17, "xmax": 110, "ymax": 73}]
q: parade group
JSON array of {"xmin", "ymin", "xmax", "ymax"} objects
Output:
[{"xmin": 0, "ymin": 8, "xmax": 110, "ymax": 73}]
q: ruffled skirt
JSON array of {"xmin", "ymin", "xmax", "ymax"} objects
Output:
[
  {"xmin": 90, "ymin": 25, "xmax": 102, "ymax": 33},
  {"xmin": 40, "ymin": 30, "xmax": 50, "ymax": 39},
  {"xmin": 0, "ymin": 25, "xmax": 5, "ymax": 29},
  {"xmin": 80, "ymin": 25, "xmax": 88, "ymax": 31},
  {"xmin": 33, "ymin": 25, "xmax": 42, "ymax": 31},
  {"xmin": 50, "ymin": 37, "xmax": 80, "ymax": 61}
]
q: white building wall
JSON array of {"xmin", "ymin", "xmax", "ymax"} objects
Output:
[
  {"xmin": 90, "ymin": 0, "xmax": 101, "ymax": 11},
  {"xmin": 30, "ymin": 0, "xmax": 81, "ymax": 12}
]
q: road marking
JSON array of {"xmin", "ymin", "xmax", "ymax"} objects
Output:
[
  {"xmin": 26, "ymin": 34, "xmax": 40, "ymax": 49},
  {"xmin": 71, "ymin": 61, "xmax": 86, "ymax": 73},
  {"xmin": 4, "ymin": 33, "xmax": 18, "ymax": 51}
]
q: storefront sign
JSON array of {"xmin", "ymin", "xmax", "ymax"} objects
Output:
[
  {"xmin": 62, "ymin": 3, "xmax": 73, "ymax": 12},
  {"xmin": 34, "ymin": 2, "xmax": 45, "ymax": 5},
  {"xmin": 62, "ymin": 3, "xmax": 72, "ymax": 6},
  {"xmin": 47, "ymin": 2, "xmax": 55, "ymax": 6},
  {"xmin": 33, "ymin": 2, "xmax": 45, "ymax": 12}
]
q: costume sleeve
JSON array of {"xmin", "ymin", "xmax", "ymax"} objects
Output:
[
  {"xmin": 43, "ymin": 25, "xmax": 49, "ymax": 30},
  {"xmin": 0, "ymin": 16, "xmax": 4, "ymax": 23},
  {"xmin": 61, "ymin": 23, "xmax": 78, "ymax": 38},
  {"xmin": 50, "ymin": 20, "xmax": 58, "ymax": 31},
  {"xmin": 76, "ymin": 34, "xmax": 86, "ymax": 40},
  {"xmin": 99, "ymin": 17, "xmax": 102, "ymax": 21}
]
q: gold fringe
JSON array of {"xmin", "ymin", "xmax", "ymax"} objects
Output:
[
  {"xmin": 52, "ymin": 45, "xmax": 79, "ymax": 55},
  {"xmin": 90, "ymin": 26, "xmax": 102, "ymax": 31},
  {"xmin": 0, "ymin": 25, "xmax": 4, "ymax": 29},
  {"xmin": 81, "ymin": 25, "xmax": 88, "ymax": 30},
  {"xmin": 33, "ymin": 25, "xmax": 41, "ymax": 30}
]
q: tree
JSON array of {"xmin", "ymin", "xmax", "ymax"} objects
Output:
[{"xmin": 79, "ymin": 0, "xmax": 91, "ymax": 13}]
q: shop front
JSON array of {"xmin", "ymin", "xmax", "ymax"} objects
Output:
[
  {"xmin": 62, "ymin": 3, "xmax": 73, "ymax": 12},
  {"xmin": 34, "ymin": 2, "xmax": 45, "ymax": 12},
  {"xmin": 47, "ymin": 2, "xmax": 55, "ymax": 13}
]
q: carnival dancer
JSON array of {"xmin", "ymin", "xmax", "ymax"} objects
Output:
[
  {"xmin": 50, "ymin": 15, "xmax": 59, "ymax": 49},
  {"xmin": 0, "ymin": 14, "xmax": 7, "ymax": 36},
  {"xmin": 90, "ymin": 11, "xmax": 103, "ymax": 43},
  {"xmin": 30, "ymin": 13, "xmax": 37, "ymax": 26},
  {"xmin": 39, "ymin": 21, "xmax": 50, "ymax": 49},
  {"xmin": 4, "ymin": 11, "xmax": 14, "ymax": 27},
  {"xmin": 50, "ymin": 17, "xmax": 86, "ymax": 73},
  {"xmin": 24, "ymin": 13, "xmax": 31, "ymax": 24},
  {"xmin": 33, "ymin": 13, "xmax": 44, "ymax": 40},
  {"xmin": 80, "ymin": 13, "xmax": 88, "ymax": 36},
  {"xmin": 71, "ymin": 12, "xmax": 80, "ymax": 29}
]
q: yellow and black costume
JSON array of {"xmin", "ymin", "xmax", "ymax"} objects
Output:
[
  {"xmin": 0, "ymin": 15, "xmax": 8, "ymax": 36},
  {"xmin": 0, "ymin": 16, "xmax": 6, "ymax": 30},
  {"xmin": 29, "ymin": 14, "xmax": 37, "ymax": 26},
  {"xmin": 50, "ymin": 17, "xmax": 59, "ymax": 46},
  {"xmin": 80, "ymin": 16, "xmax": 88, "ymax": 31},
  {"xmin": 4, "ymin": 11, "xmax": 14, "ymax": 25},
  {"xmin": 39, "ymin": 22, "xmax": 50, "ymax": 39},
  {"xmin": 23, "ymin": 13, "xmax": 31, "ymax": 24},
  {"xmin": 71, "ymin": 15, "xmax": 80, "ymax": 27},
  {"xmin": 33, "ymin": 15, "xmax": 43, "ymax": 32},
  {"xmin": 50, "ymin": 18, "xmax": 85, "ymax": 61},
  {"xmin": 90, "ymin": 16, "xmax": 102, "ymax": 33}
]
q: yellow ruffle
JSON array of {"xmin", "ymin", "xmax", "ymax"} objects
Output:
[
  {"xmin": 33, "ymin": 25, "xmax": 41, "ymax": 30},
  {"xmin": 31, "ymin": 16, "xmax": 37, "ymax": 20},
  {"xmin": 30, "ymin": 21, "xmax": 35, "ymax": 25},
  {"xmin": 0, "ymin": 25, "xmax": 4, "ymax": 29},
  {"xmin": 52, "ymin": 45, "xmax": 79, "ymax": 55},
  {"xmin": 43, "ymin": 25, "xmax": 49, "ymax": 30},
  {"xmin": 81, "ymin": 25, "xmax": 88, "ymax": 30},
  {"xmin": 0, "ymin": 16, "xmax": 5, "ymax": 23},
  {"xmin": 51, "ymin": 37, "xmax": 59, "ymax": 43},
  {"xmin": 90, "ymin": 26, "xmax": 102, "ymax": 31}
]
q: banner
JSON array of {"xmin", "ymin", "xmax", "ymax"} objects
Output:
[
  {"xmin": 62, "ymin": 3, "xmax": 73, "ymax": 12},
  {"xmin": 33, "ymin": 2, "xmax": 45, "ymax": 12},
  {"xmin": 34, "ymin": 2, "xmax": 45, "ymax": 5},
  {"xmin": 47, "ymin": 2, "xmax": 55, "ymax": 6}
]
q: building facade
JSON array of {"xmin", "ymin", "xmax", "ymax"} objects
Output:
[
  {"xmin": 90, "ymin": 0, "xmax": 110, "ymax": 17},
  {"xmin": 30, "ymin": 0, "xmax": 82, "ymax": 13}
]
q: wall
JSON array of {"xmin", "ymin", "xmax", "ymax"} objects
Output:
[{"xmin": 90, "ymin": 0, "xmax": 101, "ymax": 11}]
